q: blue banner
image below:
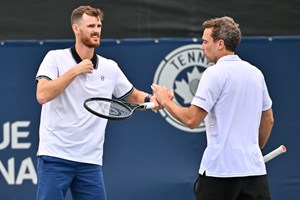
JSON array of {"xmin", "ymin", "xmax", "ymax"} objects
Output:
[{"xmin": 0, "ymin": 37, "xmax": 299, "ymax": 200}]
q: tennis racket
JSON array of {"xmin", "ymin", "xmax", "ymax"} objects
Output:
[
  {"xmin": 83, "ymin": 97, "xmax": 155, "ymax": 120},
  {"xmin": 263, "ymin": 145, "xmax": 287, "ymax": 163}
]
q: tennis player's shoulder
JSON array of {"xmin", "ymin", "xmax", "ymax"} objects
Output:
[
  {"xmin": 47, "ymin": 48, "xmax": 70, "ymax": 56},
  {"xmin": 97, "ymin": 55, "xmax": 119, "ymax": 67},
  {"xmin": 44, "ymin": 48, "xmax": 72, "ymax": 61},
  {"xmin": 242, "ymin": 60, "xmax": 264, "ymax": 75}
]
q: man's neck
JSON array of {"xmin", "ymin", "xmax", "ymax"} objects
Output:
[{"xmin": 75, "ymin": 43, "xmax": 95, "ymax": 60}]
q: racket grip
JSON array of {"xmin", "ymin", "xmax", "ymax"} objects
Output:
[
  {"xmin": 263, "ymin": 145, "xmax": 287, "ymax": 163},
  {"xmin": 144, "ymin": 102, "xmax": 156, "ymax": 109}
]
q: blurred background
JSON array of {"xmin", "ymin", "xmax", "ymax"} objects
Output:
[{"xmin": 1, "ymin": 0, "xmax": 299, "ymax": 40}]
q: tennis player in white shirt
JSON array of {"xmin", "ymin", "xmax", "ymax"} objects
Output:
[
  {"xmin": 35, "ymin": 5, "xmax": 162, "ymax": 200},
  {"xmin": 152, "ymin": 16, "xmax": 274, "ymax": 200}
]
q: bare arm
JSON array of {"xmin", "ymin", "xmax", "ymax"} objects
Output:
[
  {"xmin": 163, "ymin": 102, "xmax": 207, "ymax": 129},
  {"xmin": 36, "ymin": 59, "xmax": 94, "ymax": 104},
  {"xmin": 125, "ymin": 88, "xmax": 151, "ymax": 104},
  {"xmin": 125, "ymin": 88, "xmax": 165, "ymax": 112},
  {"xmin": 151, "ymin": 84, "xmax": 207, "ymax": 128},
  {"xmin": 259, "ymin": 108, "xmax": 274, "ymax": 149}
]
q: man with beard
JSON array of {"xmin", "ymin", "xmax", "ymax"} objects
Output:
[{"xmin": 35, "ymin": 5, "xmax": 160, "ymax": 200}]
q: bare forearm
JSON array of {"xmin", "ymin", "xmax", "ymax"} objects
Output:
[
  {"xmin": 36, "ymin": 67, "xmax": 78, "ymax": 104},
  {"xmin": 126, "ymin": 88, "xmax": 150, "ymax": 103},
  {"xmin": 164, "ymin": 100, "xmax": 191, "ymax": 124},
  {"xmin": 259, "ymin": 108, "xmax": 274, "ymax": 149},
  {"xmin": 163, "ymin": 100, "xmax": 206, "ymax": 129},
  {"xmin": 36, "ymin": 57, "xmax": 95, "ymax": 104}
]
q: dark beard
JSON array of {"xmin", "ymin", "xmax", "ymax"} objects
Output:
[{"xmin": 81, "ymin": 34, "xmax": 100, "ymax": 48}]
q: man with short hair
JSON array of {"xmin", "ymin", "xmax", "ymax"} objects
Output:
[
  {"xmin": 152, "ymin": 16, "xmax": 274, "ymax": 200},
  {"xmin": 35, "ymin": 5, "xmax": 160, "ymax": 200}
]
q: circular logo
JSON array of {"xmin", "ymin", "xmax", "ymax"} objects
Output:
[{"xmin": 153, "ymin": 44, "xmax": 212, "ymax": 133}]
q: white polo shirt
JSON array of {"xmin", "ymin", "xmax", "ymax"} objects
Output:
[
  {"xmin": 36, "ymin": 48, "xmax": 133, "ymax": 165},
  {"xmin": 191, "ymin": 55, "xmax": 272, "ymax": 177}
]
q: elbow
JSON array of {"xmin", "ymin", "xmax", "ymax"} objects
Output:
[
  {"xmin": 267, "ymin": 108, "xmax": 275, "ymax": 128},
  {"xmin": 36, "ymin": 93, "xmax": 48, "ymax": 105},
  {"xmin": 184, "ymin": 106, "xmax": 206, "ymax": 129},
  {"xmin": 185, "ymin": 115, "xmax": 204, "ymax": 129},
  {"xmin": 259, "ymin": 117, "xmax": 274, "ymax": 149},
  {"xmin": 187, "ymin": 123, "xmax": 198, "ymax": 129},
  {"xmin": 259, "ymin": 141, "xmax": 266, "ymax": 150},
  {"xmin": 185, "ymin": 119, "xmax": 200, "ymax": 129},
  {"xmin": 37, "ymin": 97, "xmax": 46, "ymax": 105},
  {"xmin": 270, "ymin": 116, "xmax": 275, "ymax": 128}
]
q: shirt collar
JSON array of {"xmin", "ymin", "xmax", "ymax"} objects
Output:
[
  {"xmin": 70, "ymin": 46, "xmax": 98, "ymax": 69},
  {"xmin": 217, "ymin": 55, "xmax": 241, "ymax": 63}
]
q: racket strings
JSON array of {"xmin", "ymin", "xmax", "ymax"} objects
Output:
[
  {"xmin": 108, "ymin": 101, "xmax": 131, "ymax": 117},
  {"xmin": 87, "ymin": 100, "xmax": 131, "ymax": 118}
]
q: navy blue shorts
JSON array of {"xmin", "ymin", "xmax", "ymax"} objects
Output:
[
  {"xmin": 194, "ymin": 173, "xmax": 271, "ymax": 200},
  {"xmin": 36, "ymin": 156, "xmax": 107, "ymax": 200}
]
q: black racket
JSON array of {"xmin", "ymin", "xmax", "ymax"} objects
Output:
[{"xmin": 83, "ymin": 97, "xmax": 155, "ymax": 120}]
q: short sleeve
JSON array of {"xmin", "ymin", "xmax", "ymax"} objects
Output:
[
  {"xmin": 191, "ymin": 68, "xmax": 221, "ymax": 112},
  {"xmin": 36, "ymin": 51, "xmax": 59, "ymax": 81},
  {"xmin": 109, "ymin": 61, "xmax": 133, "ymax": 99}
]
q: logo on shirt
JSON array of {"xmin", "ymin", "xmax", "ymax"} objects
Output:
[{"xmin": 153, "ymin": 44, "xmax": 212, "ymax": 133}]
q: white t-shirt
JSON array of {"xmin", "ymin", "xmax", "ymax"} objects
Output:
[
  {"xmin": 36, "ymin": 48, "xmax": 133, "ymax": 165},
  {"xmin": 191, "ymin": 55, "xmax": 272, "ymax": 177}
]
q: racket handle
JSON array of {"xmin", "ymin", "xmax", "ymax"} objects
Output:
[
  {"xmin": 138, "ymin": 102, "xmax": 156, "ymax": 110},
  {"xmin": 144, "ymin": 102, "xmax": 156, "ymax": 109},
  {"xmin": 263, "ymin": 145, "xmax": 287, "ymax": 163}
]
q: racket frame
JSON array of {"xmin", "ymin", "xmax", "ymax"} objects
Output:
[
  {"xmin": 83, "ymin": 97, "xmax": 155, "ymax": 120},
  {"xmin": 84, "ymin": 97, "xmax": 133, "ymax": 120}
]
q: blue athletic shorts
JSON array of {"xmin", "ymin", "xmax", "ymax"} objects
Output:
[{"xmin": 36, "ymin": 156, "xmax": 107, "ymax": 200}]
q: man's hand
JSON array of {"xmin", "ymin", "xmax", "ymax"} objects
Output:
[
  {"xmin": 75, "ymin": 59, "xmax": 94, "ymax": 75},
  {"xmin": 151, "ymin": 84, "xmax": 174, "ymax": 107}
]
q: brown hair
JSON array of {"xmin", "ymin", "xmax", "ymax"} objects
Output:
[
  {"xmin": 202, "ymin": 16, "xmax": 241, "ymax": 51},
  {"xmin": 71, "ymin": 5, "xmax": 104, "ymax": 25}
]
